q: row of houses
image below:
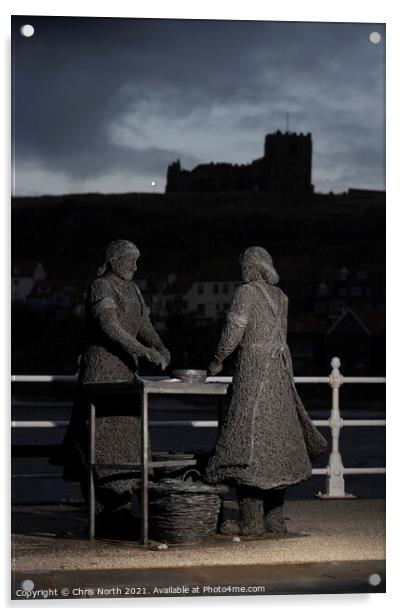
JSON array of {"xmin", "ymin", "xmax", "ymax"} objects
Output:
[
  {"xmin": 12, "ymin": 261, "xmax": 385, "ymax": 328},
  {"xmin": 12, "ymin": 260, "xmax": 385, "ymax": 375},
  {"xmin": 11, "ymin": 262, "xmax": 239, "ymax": 320},
  {"xmin": 152, "ymin": 275, "xmax": 385, "ymax": 374},
  {"xmin": 12, "ymin": 261, "xmax": 86, "ymax": 317}
]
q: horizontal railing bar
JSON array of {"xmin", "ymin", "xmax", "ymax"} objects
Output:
[
  {"xmin": 11, "ymin": 467, "xmax": 386, "ymax": 480},
  {"xmin": 342, "ymin": 420, "xmax": 386, "ymax": 426},
  {"xmin": 11, "ymin": 419, "xmax": 385, "ymax": 429},
  {"xmin": 12, "ymin": 473, "xmax": 63, "ymax": 479},
  {"xmin": 294, "ymin": 377, "xmax": 331, "ymax": 383},
  {"xmin": 12, "ymin": 420, "xmax": 221, "ymax": 428},
  {"xmin": 343, "ymin": 468, "xmax": 386, "ymax": 474},
  {"xmin": 12, "ymin": 420, "xmax": 70, "ymax": 428},
  {"xmin": 11, "ymin": 401, "xmax": 72, "ymax": 408},
  {"xmin": 12, "ymin": 375, "xmax": 77, "ymax": 383},
  {"xmin": 95, "ymin": 460, "xmax": 197, "ymax": 470},
  {"xmin": 11, "ymin": 374, "xmax": 386, "ymax": 385},
  {"xmin": 342, "ymin": 377, "xmax": 386, "ymax": 384},
  {"xmin": 149, "ymin": 420, "xmax": 219, "ymax": 428}
]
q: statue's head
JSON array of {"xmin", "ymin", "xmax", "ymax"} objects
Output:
[
  {"xmin": 240, "ymin": 246, "xmax": 279, "ymax": 285},
  {"xmin": 98, "ymin": 239, "xmax": 140, "ymax": 281}
]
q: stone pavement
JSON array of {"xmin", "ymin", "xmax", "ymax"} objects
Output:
[{"xmin": 11, "ymin": 499, "xmax": 385, "ymax": 598}]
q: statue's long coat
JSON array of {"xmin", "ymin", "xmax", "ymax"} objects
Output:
[
  {"xmin": 63, "ymin": 272, "xmax": 163, "ymax": 512},
  {"xmin": 205, "ymin": 280, "xmax": 327, "ymax": 490}
]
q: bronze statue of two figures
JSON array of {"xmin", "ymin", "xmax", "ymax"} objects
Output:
[{"xmin": 63, "ymin": 240, "xmax": 327, "ymax": 538}]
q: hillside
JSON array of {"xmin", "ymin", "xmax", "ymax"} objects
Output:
[{"xmin": 12, "ymin": 190, "xmax": 385, "ymax": 285}]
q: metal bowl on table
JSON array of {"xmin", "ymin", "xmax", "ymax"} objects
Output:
[{"xmin": 172, "ymin": 369, "xmax": 207, "ymax": 383}]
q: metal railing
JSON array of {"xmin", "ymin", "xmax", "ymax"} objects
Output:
[{"xmin": 11, "ymin": 357, "xmax": 385, "ymax": 498}]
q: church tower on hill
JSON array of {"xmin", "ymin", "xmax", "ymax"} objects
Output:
[{"xmin": 165, "ymin": 131, "xmax": 313, "ymax": 196}]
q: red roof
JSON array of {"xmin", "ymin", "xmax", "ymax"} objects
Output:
[
  {"xmin": 326, "ymin": 308, "xmax": 385, "ymax": 335},
  {"xmin": 355, "ymin": 309, "xmax": 385, "ymax": 335},
  {"xmin": 288, "ymin": 313, "xmax": 323, "ymax": 333}
]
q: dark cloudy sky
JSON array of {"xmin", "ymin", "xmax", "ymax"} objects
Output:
[{"xmin": 12, "ymin": 16, "xmax": 385, "ymax": 195}]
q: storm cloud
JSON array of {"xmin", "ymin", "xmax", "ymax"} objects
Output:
[{"xmin": 12, "ymin": 17, "xmax": 385, "ymax": 195}]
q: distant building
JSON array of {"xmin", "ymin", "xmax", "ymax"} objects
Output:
[
  {"xmin": 347, "ymin": 188, "xmax": 385, "ymax": 202},
  {"xmin": 161, "ymin": 276, "xmax": 191, "ymax": 321},
  {"xmin": 146, "ymin": 276, "xmax": 242, "ymax": 327},
  {"xmin": 287, "ymin": 313, "xmax": 323, "ymax": 373},
  {"xmin": 185, "ymin": 280, "xmax": 240, "ymax": 321},
  {"xmin": 325, "ymin": 308, "xmax": 373, "ymax": 374},
  {"xmin": 323, "ymin": 307, "xmax": 385, "ymax": 374},
  {"xmin": 12, "ymin": 260, "xmax": 46, "ymax": 301},
  {"xmin": 26, "ymin": 279, "xmax": 84, "ymax": 312},
  {"xmin": 312, "ymin": 266, "xmax": 385, "ymax": 322},
  {"xmin": 166, "ymin": 131, "xmax": 314, "ymax": 196}
]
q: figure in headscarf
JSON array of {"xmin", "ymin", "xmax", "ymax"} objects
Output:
[
  {"xmin": 205, "ymin": 247, "xmax": 327, "ymax": 535},
  {"xmin": 83, "ymin": 239, "xmax": 170, "ymax": 381},
  {"xmin": 61, "ymin": 240, "xmax": 170, "ymax": 528}
]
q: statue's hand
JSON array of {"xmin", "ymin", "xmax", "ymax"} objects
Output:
[
  {"xmin": 208, "ymin": 359, "xmax": 223, "ymax": 376},
  {"xmin": 144, "ymin": 347, "xmax": 164, "ymax": 367},
  {"xmin": 159, "ymin": 347, "xmax": 171, "ymax": 368}
]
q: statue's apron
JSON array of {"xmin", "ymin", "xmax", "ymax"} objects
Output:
[
  {"xmin": 218, "ymin": 282, "xmax": 325, "ymax": 468},
  {"xmin": 218, "ymin": 283, "xmax": 285, "ymax": 467}
]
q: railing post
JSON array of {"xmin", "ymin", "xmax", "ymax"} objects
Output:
[{"xmin": 317, "ymin": 357, "xmax": 355, "ymax": 499}]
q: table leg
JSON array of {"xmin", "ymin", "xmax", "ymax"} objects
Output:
[
  {"xmin": 88, "ymin": 400, "xmax": 96, "ymax": 540},
  {"xmin": 141, "ymin": 390, "xmax": 149, "ymax": 545},
  {"xmin": 218, "ymin": 396, "xmax": 224, "ymax": 427}
]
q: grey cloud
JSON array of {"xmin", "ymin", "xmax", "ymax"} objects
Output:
[{"xmin": 12, "ymin": 17, "xmax": 385, "ymax": 194}]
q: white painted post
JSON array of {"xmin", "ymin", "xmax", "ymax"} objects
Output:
[{"xmin": 317, "ymin": 357, "xmax": 355, "ymax": 499}]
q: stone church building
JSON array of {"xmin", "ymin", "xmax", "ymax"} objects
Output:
[{"xmin": 166, "ymin": 130, "xmax": 313, "ymax": 195}]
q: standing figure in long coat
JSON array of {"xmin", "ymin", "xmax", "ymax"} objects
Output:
[
  {"xmin": 205, "ymin": 246, "xmax": 327, "ymax": 535},
  {"xmin": 62, "ymin": 239, "xmax": 170, "ymax": 523}
]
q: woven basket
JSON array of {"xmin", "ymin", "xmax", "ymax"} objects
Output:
[{"xmin": 148, "ymin": 470, "xmax": 228, "ymax": 544}]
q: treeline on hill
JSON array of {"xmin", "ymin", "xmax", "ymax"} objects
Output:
[{"xmin": 12, "ymin": 190, "xmax": 385, "ymax": 282}]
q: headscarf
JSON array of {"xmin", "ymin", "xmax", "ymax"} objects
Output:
[
  {"xmin": 240, "ymin": 246, "xmax": 280, "ymax": 285},
  {"xmin": 96, "ymin": 239, "xmax": 140, "ymax": 277}
]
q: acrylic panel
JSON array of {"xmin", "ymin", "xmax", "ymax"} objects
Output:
[{"xmin": 11, "ymin": 15, "xmax": 385, "ymax": 600}]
